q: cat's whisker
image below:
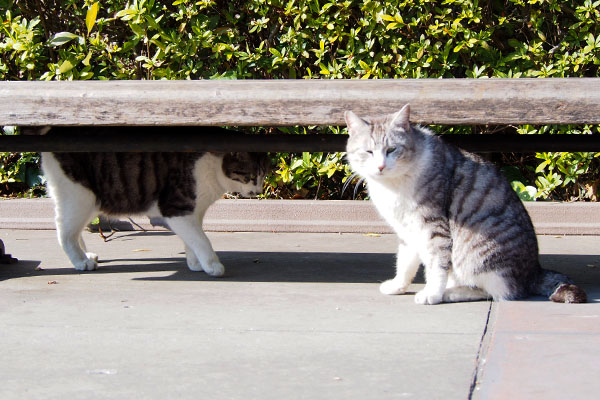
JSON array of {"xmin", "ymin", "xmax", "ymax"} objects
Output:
[
  {"xmin": 353, "ymin": 177, "xmax": 366, "ymax": 200},
  {"xmin": 341, "ymin": 172, "xmax": 359, "ymax": 197}
]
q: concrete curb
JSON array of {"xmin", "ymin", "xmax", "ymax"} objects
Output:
[{"xmin": 1, "ymin": 198, "xmax": 600, "ymax": 235}]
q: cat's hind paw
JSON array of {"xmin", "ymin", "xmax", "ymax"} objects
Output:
[
  {"xmin": 186, "ymin": 260, "xmax": 203, "ymax": 272},
  {"xmin": 187, "ymin": 258, "xmax": 225, "ymax": 277},
  {"xmin": 380, "ymin": 279, "xmax": 408, "ymax": 295},
  {"xmin": 414, "ymin": 289, "xmax": 444, "ymax": 305},
  {"xmin": 74, "ymin": 258, "xmax": 98, "ymax": 271},
  {"xmin": 204, "ymin": 261, "xmax": 225, "ymax": 277}
]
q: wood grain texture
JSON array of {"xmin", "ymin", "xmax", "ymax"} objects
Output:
[{"xmin": 1, "ymin": 78, "xmax": 600, "ymax": 126}]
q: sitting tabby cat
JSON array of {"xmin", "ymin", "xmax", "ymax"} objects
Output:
[
  {"xmin": 40, "ymin": 127, "xmax": 269, "ymax": 276},
  {"xmin": 345, "ymin": 105, "xmax": 586, "ymax": 304}
]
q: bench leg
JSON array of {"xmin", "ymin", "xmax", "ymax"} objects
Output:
[{"xmin": 0, "ymin": 239, "xmax": 18, "ymax": 264}]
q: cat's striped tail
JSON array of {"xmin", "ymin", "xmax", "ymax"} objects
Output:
[{"xmin": 531, "ymin": 267, "xmax": 587, "ymax": 303}]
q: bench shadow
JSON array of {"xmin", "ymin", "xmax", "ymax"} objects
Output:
[
  {"xmin": 0, "ymin": 252, "xmax": 405, "ymax": 284},
  {"xmin": 2, "ymin": 254, "xmax": 598, "ymax": 299}
]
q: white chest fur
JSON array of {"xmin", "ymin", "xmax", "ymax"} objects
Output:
[{"xmin": 368, "ymin": 177, "xmax": 425, "ymax": 245}]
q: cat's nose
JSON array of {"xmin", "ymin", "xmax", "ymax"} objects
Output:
[{"xmin": 378, "ymin": 165, "xmax": 385, "ymax": 172}]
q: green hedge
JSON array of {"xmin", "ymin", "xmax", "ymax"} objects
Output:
[{"xmin": 1, "ymin": 0, "xmax": 600, "ymax": 200}]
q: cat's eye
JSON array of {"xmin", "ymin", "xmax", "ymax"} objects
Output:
[
  {"xmin": 386, "ymin": 147, "xmax": 397, "ymax": 155},
  {"xmin": 366, "ymin": 150, "xmax": 373, "ymax": 155}
]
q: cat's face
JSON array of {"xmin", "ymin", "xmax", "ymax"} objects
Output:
[
  {"xmin": 219, "ymin": 152, "xmax": 270, "ymax": 197},
  {"xmin": 345, "ymin": 104, "xmax": 416, "ymax": 180}
]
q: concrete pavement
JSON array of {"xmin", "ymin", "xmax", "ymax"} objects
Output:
[{"xmin": 0, "ymin": 229, "xmax": 599, "ymax": 399}]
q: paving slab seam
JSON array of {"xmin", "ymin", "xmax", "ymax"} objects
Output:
[{"xmin": 469, "ymin": 300, "xmax": 497, "ymax": 400}]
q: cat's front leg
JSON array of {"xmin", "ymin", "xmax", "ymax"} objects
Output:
[
  {"xmin": 166, "ymin": 216, "xmax": 225, "ymax": 277},
  {"xmin": 414, "ymin": 264, "xmax": 448, "ymax": 305},
  {"xmin": 414, "ymin": 229, "xmax": 452, "ymax": 305},
  {"xmin": 380, "ymin": 241, "xmax": 421, "ymax": 295}
]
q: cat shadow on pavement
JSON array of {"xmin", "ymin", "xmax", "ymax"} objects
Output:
[
  {"xmin": 0, "ymin": 251, "xmax": 408, "ymax": 284},
  {"xmin": 124, "ymin": 251, "xmax": 403, "ymax": 284}
]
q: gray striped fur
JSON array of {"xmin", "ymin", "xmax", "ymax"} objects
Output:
[{"xmin": 345, "ymin": 105, "xmax": 586, "ymax": 304}]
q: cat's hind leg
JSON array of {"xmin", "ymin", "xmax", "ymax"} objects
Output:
[
  {"xmin": 184, "ymin": 244, "xmax": 202, "ymax": 272},
  {"xmin": 166, "ymin": 216, "xmax": 225, "ymax": 277},
  {"xmin": 442, "ymin": 274, "xmax": 491, "ymax": 303},
  {"xmin": 79, "ymin": 236, "xmax": 98, "ymax": 263},
  {"xmin": 442, "ymin": 287, "xmax": 490, "ymax": 303},
  {"xmin": 380, "ymin": 241, "xmax": 421, "ymax": 295}
]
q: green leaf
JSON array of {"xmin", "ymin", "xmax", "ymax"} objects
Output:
[
  {"xmin": 115, "ymin": 9, "xmax": 137, "ymax": 21},
  {"xmin": 129, "ymin": 23, "xmax": 146, "ymax": 37},
  {"xmin": 302, "ymin": 152, "xmax": 311, "ymax": 166},
  {"xmin": 82, "ymin": 51, "xmax": 93, "ymax": 66},
  {"xmin": 535, "ymin": 159, "xmax": 551, "ymax": 173},
  {"xmin": 58, "ymin": 60, "xmax": 74, "ymax": 74},
  {"xmin": 48, "ymin": 32, "xmax": 80, "ymax": 47},
  {"xmin": 146, "ymin": 15, "xmax": 162, "ymax": 31},
  {"xmin": 86, "ymin": 2, "xmax": 100, "ymax": 35},
  {"xmin": 319, "ymin": 63, "xmax": 330, "ymax": 75},
  {"xmin": 290, "ymin": 159, "xmax": 303, "ymax": 170}
]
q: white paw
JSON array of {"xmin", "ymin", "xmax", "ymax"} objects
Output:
[
  {"xmin": 187, "ymin": 258, "xmax": 225, "ymax": 277},
  {"xmin": 74, "ymin": 258, "xmax": 98, "ymax": 271},
  {"xmin": 442, "ymin": 291, "xmax": 461, "ymax": 303},
  {"xmin": 380, "ymin": 279, "xmax": 408, "ymax": 295},
  {"xmin": 86, "ymin": 252, "xmax": 98, "ymax": 262},
  {"xmin": 414, "ymin": 289, "xmax": 444, "ymax": 305},
  {"xmin": 186, "ymin": 259, "xmax": 203, "ymax": 272},
  {"xmin": 204, "ymin": 261, "xmax": 225, "ymax": 277}
]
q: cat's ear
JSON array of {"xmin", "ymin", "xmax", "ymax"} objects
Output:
[
  {"xmin": 344, "ymin": 111, "xmax": 369, "ymax": 136},
  {"xmin": 391, "ymin": 104, "xmax": 411, "ymax": 132}
]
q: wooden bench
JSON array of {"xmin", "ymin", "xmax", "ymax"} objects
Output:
[{"xmin": 2, "ymin": 78, "xmax": 600, "ymax": 262}]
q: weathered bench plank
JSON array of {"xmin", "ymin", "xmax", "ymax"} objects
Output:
[{"xmin": 2, "ymin": 78, "xmax": 600, "ymax": 126}]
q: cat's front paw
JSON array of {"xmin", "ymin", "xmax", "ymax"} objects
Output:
[
  {"xmin": 414, "ymin": 289, "xmax": 444, "ymax": 305},
  {"xmin": 86, "ymin": 252, "xmax": 98, "ymax": 262},
  {"xmin": 74, "ymin": 258, "xmax": 98, "ymax": 271},
  {"xmin": 380, "ymin": 279, "xmax": 408, "ymax": 295}
]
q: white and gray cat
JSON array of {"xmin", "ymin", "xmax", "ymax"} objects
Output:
[
  {"xmin": 345, "ymin": 104, "xmax": 586, "ymax": 304},
  {"xmin": 40, "ymin": 127, "xmax": 269, "ymax": 277}
]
